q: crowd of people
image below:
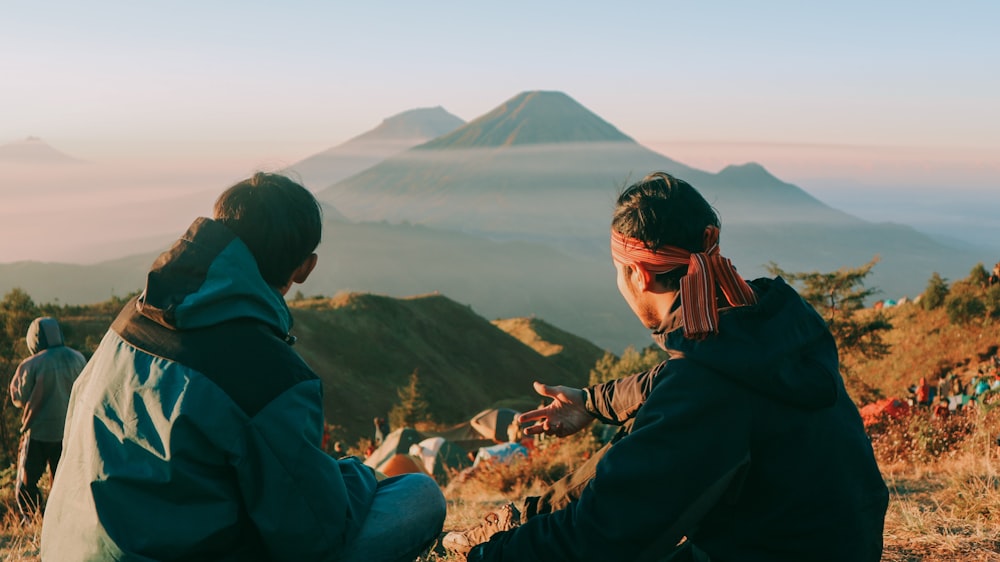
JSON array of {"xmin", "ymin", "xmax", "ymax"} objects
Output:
[{"xmin": 910, "ymin": 356, "xmax": 1000, "ymax": 419}]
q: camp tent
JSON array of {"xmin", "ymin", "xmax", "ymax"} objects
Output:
[
  {"xmin": 364, "ymin": 427, "xmax": 425, "ymax": 472},
  {"xmin": 364, "ymin": 428, "xmax": 471, "ymax": 482},
  {"xmin": 408, "ymin": 437, "xmax": 472, "ymax": 483},
  {"xmin": 859, "ymin": 397, "xmax": 911, "ymax": 429},
  {"xmin": 470, "ymin": 408, "xmax": 520, "ymax": 443},
  {"xmin": 472, "ymin": 442, "xmax": 528, "ymax": 467}
]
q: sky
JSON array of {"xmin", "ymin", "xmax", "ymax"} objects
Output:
[{"xmin": 2, "ymin": 0, "xmax": 999, "ymax": 258}]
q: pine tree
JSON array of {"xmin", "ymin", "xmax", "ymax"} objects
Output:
[
  {"xmin": 389, "ymin": 369, "xmax": 431, "ymax": 429},
  {"xmin": 922, "ymin": 272, "xmax": 949, "ymax": 310},
  {"xmin": 767, "ymin": 258, "xmax": 892, "ymax": 403}
]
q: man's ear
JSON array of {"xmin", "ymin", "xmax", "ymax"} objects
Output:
[
  {"xmin": 631, "ymin": 262, "xmax": 654, "ymax": 291},
  {"xmin": 291, "ymin": 253, "xmax": 319, "ymax": 284}
]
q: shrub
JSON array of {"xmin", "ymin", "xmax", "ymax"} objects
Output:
[
  {"xmin": 945, "ymin": 293, "xmax": 986, "ymax": 325},
  {"xmin": 922, "ymin": 272, "xmax": 949, "ymax": 310},
  {"xmin": 985, "ymin": 284, "xmax": 1000, "ymax": 318}
]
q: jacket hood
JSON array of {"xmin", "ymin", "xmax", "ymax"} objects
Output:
[
  {"xmin": 26, "ymin": 316, "xmax": 65, "ymax": 354},
  {"xmin": 136, "ymin": 218, "xmax": 293, "ymax": 337},
  {"xmin": 659, "ymin": 277, "xmax": 840, "ymax": 410}
]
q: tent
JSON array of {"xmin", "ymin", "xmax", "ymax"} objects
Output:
[
  {"xmin": 859, "ymin": 397, "xmax": 911, "ymax": 429},
  {"xmin": 472, "ymin": 442, "xmax": 528, "ymax": 467},
  {"xmin": 364, "ymin": 427, "xmax": 425, "ymax": 472},
  {"xmin": 377, "ymin": 453, "xmax": 427, "ymax": 478},
  {"xmin": 470, "ymin": 408, "xmax": 520, "ymax": 443},
  {"xmin": 408, "ymin": 437, "xmax": 472, "ymax": 483}
]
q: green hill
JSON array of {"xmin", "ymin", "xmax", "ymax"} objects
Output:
[
  {"xmin": 492, "ymin": 317, "xmax": 606, "ymax": 382},
  {"xmin": 289, "ymin": 292, "xmax": 594, "ymax": 441}
]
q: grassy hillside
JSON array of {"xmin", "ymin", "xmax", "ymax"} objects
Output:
[
  {"xmin": 492, "ymin": 317, "xmax": 606, "ymax": 380},
  {"xmin": 3, "ymin": 268, "xmax": 1000, "ymax": 560},
  {"xmin": 289, "ymin": 293, "xmax": 595, "ymax": 442}
]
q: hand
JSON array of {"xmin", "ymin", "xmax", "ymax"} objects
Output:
[{"xmin": 518, "ymin": 381, "xmax": 593, "ymax": 438}]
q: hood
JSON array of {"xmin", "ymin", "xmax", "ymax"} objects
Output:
[
  {"xmin": 659, "ymin": 277, "xmax": 840, "ymax": 410},
  {"xmin": 26, "ymin": 317, "xmax": 65, "ymax": 354},
  {"xmin": 137, "ymin": 218, "xmax": 293, "ymax": 337}
]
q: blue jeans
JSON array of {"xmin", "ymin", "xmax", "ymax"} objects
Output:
[{"xmin": 340, "ymin": 473, "xmax": 446, "ymax": 562}]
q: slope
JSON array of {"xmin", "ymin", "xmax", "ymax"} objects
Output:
[
  {"xmin": 289, "ymin": 293, "xmax": 596, "ymax": 441},
  {"xmin": 493, "ymin": 317, "xmax": 607, "ymax": 382}
]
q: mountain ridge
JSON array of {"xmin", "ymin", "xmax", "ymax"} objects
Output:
[{"xmin": 284, "ymin": 106, "xmax": 465, "ymax": 190}]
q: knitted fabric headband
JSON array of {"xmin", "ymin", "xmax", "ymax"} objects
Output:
[{"xmin": 610, "ymin": 225, "xmax": 757, "ymax": 338}]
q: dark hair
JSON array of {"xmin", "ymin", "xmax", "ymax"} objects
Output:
[
  {"xmin": 612, "ymin": 172, "xmax": 719, "ymax": 286},
  {"xmin": 214, "ymin": 172, "xmax": 323, "ymax": 287}
]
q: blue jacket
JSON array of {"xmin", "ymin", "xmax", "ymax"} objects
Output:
[{"xmin": 41, "ymin": 218, "xmax": 376, "ymax": 561}]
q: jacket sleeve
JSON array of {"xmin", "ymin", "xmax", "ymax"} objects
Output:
[
  {"xmin": 9, "ymin": 359, "xmax": 34, "ymax": 409},
  {"xmin": 236, "ymin": 378, "xmax": 377, "ymax": 561},
  {"xmin": 583, "ymin": 361, "xmax": 666, "ymax": 424},
  {"xmin": 476, "ymin": 360, "xmax": 753, "ymax": 562}
]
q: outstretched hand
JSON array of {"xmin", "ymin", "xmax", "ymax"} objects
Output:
[{"xmin": 518, "ymin": 381, "xmax": 593, "ymax": 438}]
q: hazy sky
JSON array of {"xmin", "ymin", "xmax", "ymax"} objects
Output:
[{"xmin": 3, "ymin": 0, "xmax": 997, "ymax": 186}]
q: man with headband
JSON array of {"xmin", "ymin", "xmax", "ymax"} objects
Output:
[{"xmin": 444, "ymin": 171, "xmax": 888, "ymax": 561}]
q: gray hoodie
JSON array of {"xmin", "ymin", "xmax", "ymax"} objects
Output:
[{"xmin": 9, "ymin": 317, "xmax": 88, "ymax": 441}]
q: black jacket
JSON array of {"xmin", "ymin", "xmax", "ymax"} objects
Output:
[{"xmin": 476, "ymin": 277, "xmax": 888, "ymax": 561}]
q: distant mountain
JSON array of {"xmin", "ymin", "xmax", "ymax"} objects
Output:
[
  {"xmin": 0, "ymin": 137, "xmax": 82, "ymax": 164},
  {"xmin": 284, "ymin": 106, "xmax": 465, "ymax": 190},
  {"xmin": 316, "ymin": 90, "xmax": 982, "ymax": 303},
  {"xmin": 0, "ymin": 217, "xmax": 648, "ymax": 353},
  {"xmin": 291, "ymin": 293, "xmax": 595, "ymax": 440},
  {"xmin": 492, "ymin": 317, "xmax": 607, "ymax": 381},
  {"xmin": 418, "ymin": 90, "xmax": 632, "ymax": 148}
]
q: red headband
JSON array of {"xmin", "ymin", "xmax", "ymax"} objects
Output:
[{"xmin": 610, "ymin": 226, "xmax": 757, "ymax": 338}]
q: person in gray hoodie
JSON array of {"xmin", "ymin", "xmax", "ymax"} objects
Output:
[{"xmin": 9, "ymin": 316, "xmax": 88, "ymax": 519}]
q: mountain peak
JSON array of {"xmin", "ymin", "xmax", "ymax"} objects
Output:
[
  {"xmin": 417, "ymin": 90, "xmax": 635, "ymax": 149},
  {"xmin": 351, "ymin": 106, "xmax": 465, "ymax": 143},
  {"xmin": 0, "ymin": 137, "xmax": 81, "ymax": 164},
  {"xmin": 715, "ymin": 162, "xmax": 782, "ymax": 184}
]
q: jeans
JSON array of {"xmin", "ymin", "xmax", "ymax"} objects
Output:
[{"xmin": 340, "ymin": 472, "xmax": 446, "ymax": 562}]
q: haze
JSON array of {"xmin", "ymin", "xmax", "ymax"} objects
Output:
[{"xmin": 1, "ymin": 1, "xmax": 998, "ymax": 263}]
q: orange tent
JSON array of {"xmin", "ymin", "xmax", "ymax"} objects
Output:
[{"xmin": 859, "ymin": 397, "xmax": 911, "ymax": 428}]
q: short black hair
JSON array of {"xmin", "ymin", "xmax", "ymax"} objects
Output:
[
  {"xmin": 612, "ymin": 172, "xmax": 719, "ymax": 287},
  {"xmin": 612, "ymin": 171, "xmax": 719, "ymax": 251},
  {"xmin": 213, "ymin": 173, "xmax": 323, "ymax": 287}
]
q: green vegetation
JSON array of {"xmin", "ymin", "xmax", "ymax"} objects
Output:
[
  {"xmin": 768, "ymin": 258, "xmax": 893, "ymax": 403},
  {"xmin": 389, "ymin": 370, "xmax": 432, "ymax": 429},
  {"xmin": 588, "ymin": 345, "xmax": 666, "ymax": 386}
]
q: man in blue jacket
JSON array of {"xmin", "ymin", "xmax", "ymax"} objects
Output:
[
  {"xmin": 445, "ymin": 171, "xmax": 888, "ymax": 561},
  {"xmin": 42, "ymin": 173, "xmax": 445, "ymax": 561}
]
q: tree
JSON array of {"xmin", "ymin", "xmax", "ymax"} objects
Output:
[
  {"xmin": 0, "ymin": 288, "xmax": 40, "ymax": 465},
  {"xmin": 389, "ymin": 369, "xmax": 431, "ymax": 429},
  {"xmin": 968, "ymin": 263, "xmax": 991, "ymax": 289},
  {"xmin": 922, "ymin": 272, "xmax": 949, "ymax": 311},
  {"xmin": 767, "ymin": 258, "xmax": 892, "ymax": 404},
  {"xmin": 589, "ymin": 345, "xmax": 667, "ymax": 386}
]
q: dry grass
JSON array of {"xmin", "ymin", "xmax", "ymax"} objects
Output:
[
  {"xmin": 0, "ymin": 505, "xmax": 42, "ymax": 562},
  {"xmin": 4, "ymin": 431, "xmax": 1000, "ymax": 561}
]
